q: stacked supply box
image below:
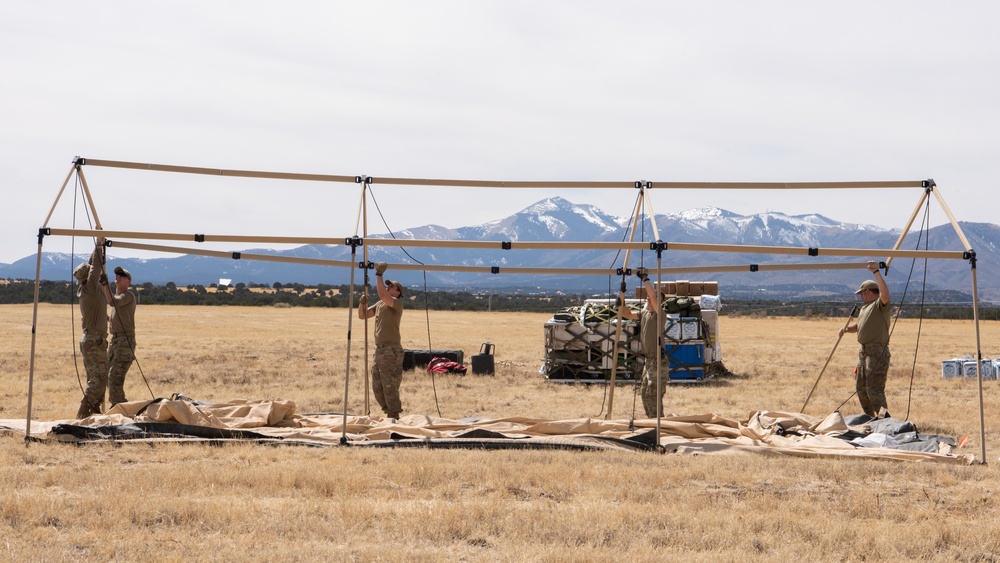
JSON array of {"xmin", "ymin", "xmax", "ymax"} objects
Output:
[{"xmin": 941, "ymin": 358, "xmax": 964, "ymax": 379}]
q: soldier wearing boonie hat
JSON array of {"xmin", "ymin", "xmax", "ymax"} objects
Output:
[
  {"xmin": 839, "ymin": 260, "xmax": 892, "ymax": 418},
  {"xmin": 357, "ymin": 261, "xmax": 405, "ymax": 420},
  {"xmin": 101, "ymin": 262, "xmax": 137, "ymax": 407},
  {"xmin": 74, "ymin": 236, "xmax": 109, "ymax": 419}
]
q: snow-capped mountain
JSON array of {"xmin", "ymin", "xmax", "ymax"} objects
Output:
[{"xmin": 3, "ymin": 198, "xmax": 996, "ymax": 301}]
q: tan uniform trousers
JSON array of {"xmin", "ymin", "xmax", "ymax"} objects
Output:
[{"xmin": 372, "ymin": 343, "xmax": 404, "ymax": 419}]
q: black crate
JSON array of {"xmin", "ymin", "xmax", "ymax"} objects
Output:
[{"xmin": 403, "ymin": 349, "xmax": 464, "ymax": 371}]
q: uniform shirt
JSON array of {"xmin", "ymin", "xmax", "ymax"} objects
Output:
[
  {"xmin": 372, "ymin": 298, "xmax": 403, "ymax": 347},
  {"xmin": 79, "ymin": 246, "xmax": 108, "ymax": 335},
  {"xmin": 639, "ymin": 306, "xmax": 666, "ymax": 358},
  {"xmin": 856, "ymin": 298, "xmax": 890, "ymax": 346},
  {"xmin": 109, "ymin": 290, "xmax": 137, "ymax": 336}
]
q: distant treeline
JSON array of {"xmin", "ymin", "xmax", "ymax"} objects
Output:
[{"xmin": 1, "ymin": 279, "xmax": 995, "ymax": 320}]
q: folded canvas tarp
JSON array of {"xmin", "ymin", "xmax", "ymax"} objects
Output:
[{"xmin": 0, "ymin": 396, "xmax": 974, "ymax": 464}]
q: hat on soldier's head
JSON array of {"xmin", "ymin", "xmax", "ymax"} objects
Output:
[
  {"xmin": 385, "ymin": 279, "xmax": 404, "ymax": 296},
  {"xmin": 73, "ymin": 262, "xmax": 91, "ymax": 282},
  {"xmin": 855, "ymin": 279, "xmax": 878, "ymax": 294},
  {"xmin": 114, "ymin": 266, "xmax": 131, "ymax": 281}
]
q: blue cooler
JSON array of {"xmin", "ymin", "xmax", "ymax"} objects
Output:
[{"xmin": 665, "ymin": 342, "xmax": 705, "ymax": 381}]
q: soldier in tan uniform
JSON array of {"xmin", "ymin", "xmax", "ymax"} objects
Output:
[
  {"xmin": 100, "ymin": 264, "xmax": 137, "ymax": 407},
  {"xmin": 839, "ymin": 260, "xmax": 891, "ymax": 418},
  {"xmin": 358, "ymin": 261, "xmax": 405, "ymax": 419},
  {"xmin": 74, "ymin": 238, "xmax": 109, "ymax": 418},
  {"xmin": 619, "ymin": 268, "xmax": 668, "ymax": 418}
]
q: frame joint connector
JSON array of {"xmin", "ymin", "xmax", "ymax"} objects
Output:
[
  {"xmin": 194, "ymin": 234, "xmax": 205, "ymax": 243},
  {"xmin": 232, "ymin": 252, "xmax": 241, "ymax": 260},
  {"xmin": 808, "ymin": 247, "xmax": 819, "ymax": 257},
  {"xmin": 73, "ymin": 156, "xmax": 86, "ymax": 166},
  {"xmin": 634, "ymin": 180, "xmax": 652, "ymax": 190},
  {"xmin": 750, "ymin": 264, "xmax": 759, "ymax": 272},
  {"xmin": 490, "ymin": 266, "xmax": 500, "ymax": 274},
  {"xmin": 354, "ymin": 175, "xmax": 372, "ymax": 185},
  {"xmin": 501, "ymin": 241, "xmax": 512, "ymax": 250},
  {"xmin": 345, "ymin": 236, "xmax": 363, "ymax": 249}
]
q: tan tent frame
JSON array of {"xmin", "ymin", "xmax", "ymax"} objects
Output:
[{"xmin": 25, "ymin": 158, "xmax": 987, "ymax": 463}]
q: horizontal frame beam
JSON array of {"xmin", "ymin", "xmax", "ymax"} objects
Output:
[
  {"xmin": 78, "ymin": 158, "xmax": 927, "ymax": 190},
  {"xmin": 109, "ymin": 241, "xmax": 905, "ymax": 276},
  {"xmin": 49, "ymin": 228, "xmax": 969, "ymax": 260}
]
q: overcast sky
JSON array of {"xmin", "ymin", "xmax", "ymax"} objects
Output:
[{"xmin": 2, "ymin": 1, "xmax": 998, "ymax": 264}]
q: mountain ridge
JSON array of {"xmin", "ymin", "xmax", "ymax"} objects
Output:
[{"xmin": 3, "ymin": 196, "xmax": 995, "ymax": 302}]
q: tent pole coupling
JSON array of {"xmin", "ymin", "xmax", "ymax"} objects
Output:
[
  {"xmin": 649, "ymin": 240, "xmax": 666, "ymax": 258},
  {"xmin": 966, "ymin": 249, "xmax": 977, "ymax": 269},
  {"xmin": 922, "ymin": 178, "xmax": 936, "ymax": 190},
  {"xmin": 616, "ymin": 267, "xmax": 632, "ymax": 276},
  {"xmin": 73, "ymin": 156, "xmax": 86, "ymax": 166},
  {"xmin": 37, "ymin": 227, "xmax": 50, "ymax": 245},
  {"xmin": 354, "ymin": 175, "xmax": 373, "ymax": 185},
  {"xmin": 344, "ymin": 236, "xmax": 363, "ymax": 250},
  {"xmin": 634, "ymin": 180, "xmax": 652, "ymax": 190}
]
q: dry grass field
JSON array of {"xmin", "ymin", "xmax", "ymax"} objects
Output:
[{"xmin": 2, "ymin": 303, "xmax": 998, "ymax": 561}]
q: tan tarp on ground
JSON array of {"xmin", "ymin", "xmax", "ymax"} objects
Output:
[{"xmin": 0, "ymin": 397, "xmax": 974, "ymax": 464}]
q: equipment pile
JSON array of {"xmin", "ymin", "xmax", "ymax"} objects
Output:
[{"xmin": 541, "ymin": 280, "xmax": 723, "ymax": 383}]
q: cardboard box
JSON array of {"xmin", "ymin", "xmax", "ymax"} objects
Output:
[
  {"xmin": 675, "ymin": 280, "xmax": 689, "ymax": 297},
  {"xmin": 702, "ymin": 281, "xmax": 719, "ymax": 295}
]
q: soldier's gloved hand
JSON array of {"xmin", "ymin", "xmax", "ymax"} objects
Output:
[
  {"xmin": 99, "ymin": 273, "xmax": 108, "ymax": 286},
  {"xmin": 359, "ymin": 294, "xmax": 368, "ymax": 307},
  {"xmin": 635, "ymin": 268, "xmax": 649, "ymax": 282},
  {"xmin": 375, "ymin": 262, "xmax": 388, "ymax": 276}
]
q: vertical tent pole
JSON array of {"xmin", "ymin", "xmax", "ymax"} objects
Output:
[
  {"xmin": 340, "ymin": 237, "xmax": 359, "ymax": 444},
  {"xmin": 24, "ymin": 233, "xmax": 46, "ymax": 444},
  {"xmin": 340, "ymin": 181, "xmax": 369, "ymax": 444},
  {"xmin": 605, "ymin": 187, "xmax": 648, "ymax": 418},
  {"xmin": 655, "ymin": 245, "xmax": 664, "ymax": 449},
  {"xmin": 361, "ymin": 180, "xmax": 371, "ymax": 414},
  {"xmin": 969, "ymin": 256, "xmax": 987, "ymax": 465},
  {"xmin": 25, "ymin": 162, "xmax": 78, "ymax": 444}
]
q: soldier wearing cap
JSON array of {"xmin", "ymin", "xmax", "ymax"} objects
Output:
[
  {"xmin": 74, "ymin": 236, "xmax": 109, "ymax": 418},
  {"xmin": 358, "ymin": 262, "xmax": 405, "ymax": 419},
  {"xmin": 100, "ymin": 263, "xmax": 137, "ymax": 407},
  {"xmin": 839, "ymin": 260, "xmax": 891, "ymax": 418}
]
